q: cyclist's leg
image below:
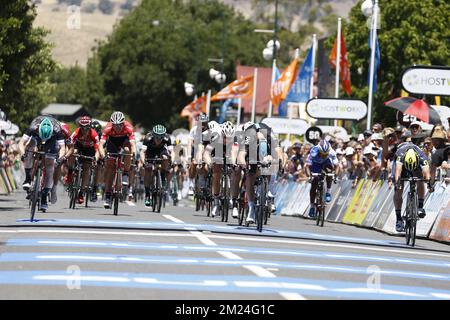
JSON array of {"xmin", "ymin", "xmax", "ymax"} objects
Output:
[
  {"xmin": 143, "ymin": 162, "xmax": 154, "ymax": 206},
  {"xmin": 324, "ymin": 160, "xmax": 334, "ymax": 202},
  {"xmin": 416, "ymin": 170, "xmax": 426, "ymax": 218},
  {"xmin": 245, "ymin": 165, "xmax": 257, "ymax": 222},
  {"xmin": 103, "ymin": 141, "xmax": 118, "ymax": 206},
  {"xmin": 41, "ymin": 153, "xmax": 56, "ymax": 210},
  {"xmin": 230, "ymin": 165, "xmax": 241, "ymax": 217},
  {"xmin": 22, "ymin": 137, "xmax": 37, "ymax": 188},
  {"xmin": 211, "ymin": 163, "xmax": 221, "ymax": 216}
]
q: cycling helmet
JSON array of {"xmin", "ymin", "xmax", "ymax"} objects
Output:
[
  {"xmin": 110, "ymin": 111, "xmax": 125, "ymax": 125},
  {"xmin": 208, "ymin": 121, "xmax": 220, "ymax": 132},
  {"xmin": 38, "ymin": 117, "xmax": 54, "ymax": 141},
  {"xmin": 91, "ymin": 120, "xmax": 102, "ymax": 131},
  {"xmin": 78, "ymin": 116, "xmax": 92, "ymax": 127},
  {"xmin": 221, "ymin": 121, "xmax": 235, "ymax": 138},
  {"xmin": 317, "ymin": 139, "xmax": 331, "ymax": 157},
  {"xmin": 197, "ymin": 113, "xmax": 209, "ymax": 122},
  {"xmin": 152, "ymin": 124, "xmax": 166, "ymax": 137},
  {"xmin": 60, "ymin": 122, "xmax": 71, "ymax": 139},
  {"xmin": 243, "ymin": 121, "xmax": 255, "ymax": 131},
  {"xmin": 403, "ymin": 148, "xmax": 420, "ymax": 172}
]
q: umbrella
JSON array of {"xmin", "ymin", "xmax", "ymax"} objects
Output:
[{"xmin": 384, "ymin": 97, "xmax": 441, "ymax": 124}]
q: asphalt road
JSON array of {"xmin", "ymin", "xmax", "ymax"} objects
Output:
[{"xmin": 0, "ymin": 186, "xmax": 449, "ymax": 300}]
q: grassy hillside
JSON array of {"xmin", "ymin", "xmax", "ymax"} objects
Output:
[{"xmin": 34, "ymin": 0, "xmax": 358, "ymax": 67}]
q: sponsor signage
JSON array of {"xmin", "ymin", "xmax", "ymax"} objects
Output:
[
  {"xmin": 396, "ymin": 111, "xmax": 418, "ymax": 127},
  {"xmin": 401, "ymin": 65, "xmax": 450, "ymax": 96},
  {"xmin": 261, "ymin": 117, "xmax": 309, "ymax": 135},
  {"xmin": 306, "ymin": 98, "xmax": 367, "ymax": 120},
  {"xmin": 305, "ymin": 126, "xmax": 323, "ymax": 144}
]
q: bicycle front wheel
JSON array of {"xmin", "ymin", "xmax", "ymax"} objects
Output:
[
  {"xmin": 30, "ymin": 167, "xmax": 41, "ymax": 222},
  {"xmin": 113, "ymin": 195, "xmax": 119, "ymax": 216}
]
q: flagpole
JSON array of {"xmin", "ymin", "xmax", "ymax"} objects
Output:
[
  {"xmin": 206, "ymin": 90, "xmax": 211, "ymax": 120},
  {"xmin": 367, "ymin": 0, "xmax": 379, "ymax": 131},
  {"xmin": 310, "ymin": 34, "xmax": 317, "ymax": 100},
  {"xmin": 251, "ymin": 68, "xmax": 258, "ymax": 123},
  {"xmin": 334, "ymin": 18, "xmax": 342, "ymax": 127},
  {"xmin": 268, "ymin": 59, "xmax": 277, "ymax": 118},
  {"xmin": 237, "ymin": 98, "xmax": 242, "ymax": 126}
]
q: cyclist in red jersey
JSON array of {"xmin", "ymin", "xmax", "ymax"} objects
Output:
[
  {"xmin": 63, "ymin": 116, "xmax": 100, "ymax": 204},
  {"xmin": 98, "ymin": 111, "xmax": 137, "ymax": 209}
]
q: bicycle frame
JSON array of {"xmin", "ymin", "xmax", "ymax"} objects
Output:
[
  {"xmin": 107, "ymin": 152, "xmax": 132, "ymax": 215},
  {"xmin": 29, "ymin": 150, "xmax": 47, "ymax": 221},
  {"xmin": 311, "ymin": 172, "xmax": 335, "ymax": 227}
]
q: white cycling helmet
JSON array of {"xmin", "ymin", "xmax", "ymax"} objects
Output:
[
  {"xmin": 243, "ymin": 121, "xmax": 254, "ymax": 131},
  {"xmin": 221, "ymin": 121, "xmax": 235, "ymax": 138},
  {"xmin": 110, "ymin": 111, "xmax": 125, "ymax": 125},
  {"xmin": 208, "ymin": 121, "xmax": 220, "ymax": 132}
]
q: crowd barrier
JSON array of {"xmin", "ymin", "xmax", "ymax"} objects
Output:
[
  {"xmin": 0, "ymin": 161, "xmax": 20, "ymax": 195},
  {"xmin": 275, "ymin": 177, "xmax": 450, "ymax": 243}
]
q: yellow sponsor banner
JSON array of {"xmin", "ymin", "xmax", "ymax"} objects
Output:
[
  {"xmin": 343, "ymin": 180, "xmax": 383, "ymax": 225},
  {"xmin": 342, "ymin": 179, "xmax": 365, "ymax": 224},
  {"xmin": 0, "ymin": 172, "xmax": 8, "ymax": 194}
]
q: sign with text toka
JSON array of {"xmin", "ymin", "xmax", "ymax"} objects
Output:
[
  {"xmin": 401, "ymin": 65, "xmax": 450, "ymax": 96},
  {"xmin": 306, "ymin": 98, "xmax": 367, "ymax": 120}
]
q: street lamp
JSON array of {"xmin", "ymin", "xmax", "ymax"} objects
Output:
[
  {"xmin": 362, "ymin": 0, "xmax": 380, "ymax": 131},
  {"xmin": 184, "ymin": 82, "xmax": 195, "ymax": 96},
  {"xmin": 209, "ymin": 67, "xmax": 226, "ymax": 85}
]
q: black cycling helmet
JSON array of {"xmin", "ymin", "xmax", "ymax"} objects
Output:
[{"xmin": 91, "ymin": 120, "xmax": 102, "ymax": 131}]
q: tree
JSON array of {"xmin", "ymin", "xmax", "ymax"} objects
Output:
[
  {"xmin": 50, "ymin": 65, "xmax": 88, "ymax": 106},
  {"xmin": 345, "ymin": 0, "xmax": 450, "ymax": 127},
  {"xmin": 89, "ymin": 0, "xmax": 267, "ymax": 130},
  {"xmin": 0, "ymin": 1, "xmax": 56, "ymax": 130}
]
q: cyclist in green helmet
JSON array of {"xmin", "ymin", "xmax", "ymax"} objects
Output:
[
  {"xmin": 18, "ymin": 115, "xmax": 67, "ymax": 212},
  {"xmin": 140, "ymin": 124, "xmax": 172, "ymax": 207}
]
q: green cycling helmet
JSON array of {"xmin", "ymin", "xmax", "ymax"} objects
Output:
[
  {"xmin": 152, "ymin": 124, "xmax": 166, "ymax": 137},
  {"xmin": 38, "ymin": 117, "xmax": 54, "ymax": 141}
]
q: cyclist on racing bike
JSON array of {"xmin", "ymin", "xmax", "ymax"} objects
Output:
[
  {"xmin": 64, "ymin": 116, "xmax": 100, "ymax": 204},
  {"xmin": 18, "ymin": 116, "xmax": 66, "ymax": 212},
  {"xmin": 305, "ymin": 140, "xmax": 337, "ymax": 218},
  {"xmin": 51, "ymin": 121, "xmax": 71, "ymax": 204},
  {"xmin": 98, "ymin": 111, "xmax": 137, "ymax": 209},
  {"xmin": 140, "ymin": 124, "xmax": 172, "ymax": 207},
  {"xmin": 187, "ymin": 114, "xmax": 209, "ymax": 194},
  {"xmin": 237, "ymin": 122, "xmax": 280, "ymax": 223},
  {"xmin": 393, "ymin": 143, "xmax": 432, "ymax": 232},
  {"xmin": 90, "ymin": 120, "xmax": 103, "ymax": 201},
  {"xmin": 205, "ymin": 121, "xmax": 238, "ymax": 217}
]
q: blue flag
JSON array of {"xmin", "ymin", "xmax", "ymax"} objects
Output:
[
  {"xmin": 217, "ymin": 98, "xmax": 239, "ymax": 123},
  {"xmin": 297, "ymin": 47, "xmax": 314, "ymax": 103},
  {"xmin": 368, "ymin": 29, "xmax": 380, "ymax": 93}
]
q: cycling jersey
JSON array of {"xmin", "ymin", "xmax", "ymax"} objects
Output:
[
  {"xmin": 71, "ymin": 128, "xmax": 99, "ymax": 150},
  {"xmin": 141, "ymin": 132, "xmax": 171, "ymax": 158},
  {"xmin": 307, "ymin": 146, "xmax": 337, "ymax": 174},
  {"xmin": 395, "ymin": 142, "xmax": 429, "ymax": 168},
  {"xmin": 101, "ymin": 121, "xmax": 135, "ymax": 145},
  {"xmin": 23, "ymin": 116, "xmax": 65, "ymax": 153}
]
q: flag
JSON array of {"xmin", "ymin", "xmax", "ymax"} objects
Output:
[
  {"xmin": 271, "ymin": 57, "xmax": 299, "ymax": 107},
  {"xmin": 211, "ymin": 75, "xmax": 254, "ymax": 101},
  {"xmin": 218, "ymin": 98, "xmax": 239, "ymax": 123},
  {"xmin": 329, "ymin": 30, "xmax": 352, "ymax": 95},
  {"xmin": 274, "ymin": 67, "xmax": 288, "ymax": 117},
  {"xmin": 368, "ymin": 29, "xmax": 380, "ymax": 93},
  {"xmin": 297, "ymin": 46, "xmax": 314, "ymax": 103},
  {"xmin": 180, "ymin": 95, "xmax": 207, "ymax": 118}
]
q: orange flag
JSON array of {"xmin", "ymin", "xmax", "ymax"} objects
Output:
[
  {"xmin": 180, "ymin": 95, "xmax": 207, "ymax": 118},
  {"xmin": 329, "ymin": 30, "xmax": 352, "ymax": 96},
  {"xmin": 211, "ymin": 75, "xmax": 254, "ymax": 101},
  {"xmin": 271, "ymin": 58, "xmax": 299, "ymax": 108}
]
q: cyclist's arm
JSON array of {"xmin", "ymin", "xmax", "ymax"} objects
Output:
[
  {"xmin": 18, "ymin": 135, "xmax": 31, "ymax": 156},
  {"xmin": 394, "ymin": 161, "xmax": 402, "ymax": 184},
  {"xmin": 98, "ymin": 139, "xmax": 106, "ymax": 159}
]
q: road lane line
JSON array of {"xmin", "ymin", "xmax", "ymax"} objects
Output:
[
  {"xmin": 242, "ymin": 265, "xmax": 277, "ymax": 278},
  {"xmin": 162, "ymin": 215, "xmax": 184, "ymax": 224},
  {"xmin": 217, "ymin": 251, "xmax": 242, "ymax": 260},
  {"xmin": 0, "ymin": 229, "xmax": 197, "ymax": 238},
  {"xmin": 125, "ymin": 201, "xmax": 136, "ymax": 207},
  {"xmin": 279, "ymin": 292, "xmax": 306, "ymax": 300},
  {"xmin": 190, "ymin": 231, "xmax": 217, "ymax": 246}
]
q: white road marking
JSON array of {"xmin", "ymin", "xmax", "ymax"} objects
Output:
[
  {"xmin": 190, "ymin": 231, "xmax": 217, "ymax": 246},
  {"xmin": 162, "ymin": 215, "xmax": 184, "ymax": 224},
  {"xmin": 242, "ymin": 265, "xmax": 277, "ymax": 278},
  {"xmin": 217, "ymin": 251, "xmax": 243, "ymax": 260},
  {"xmin": 0, "ymin": 229, "xmax": 197, "ymax": 238},
  {"xmin": 279, "ymin": 292, "xmax": 307, "ymax": 300}
]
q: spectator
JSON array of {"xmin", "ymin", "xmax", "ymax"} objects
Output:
[
  {"xmin": 363, "ymin": 146, "xmax": 380, "ymax": 180},
  {"xmin": 395, "ymin": 125, "xmax": 405, "ymax": 141},
  {"xmin": 353, "ymin": 144, "xmax": 366, "ymax": 187},
  {"xmin": 335, "ymin": 148, "xmax": 346, "ymax": 179},
  {"xmin": 372, "ymin": 123, "xmax": 383, "ymax": 133},
  {"xmin": 344, "ymin": 146, "xmax": 356, "ymax": 180},
  {"xmin": 422, "ymin": 137, "xmax": 433, "ymax": 158},
  {"xmin": 430, "ymin": 127, "xmax": 449, "ymax": 185}
]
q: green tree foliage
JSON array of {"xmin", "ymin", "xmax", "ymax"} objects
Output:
[
  {"xmin": 50, "ymin": 65, "xmax": 88, "ymax": 105},
  {"xmin": 0, "ymin": 1, "xmax": 56, "ymax": 130},
  {"xmin": 345, "ymin": 0, "xmax": 450, "ymax": 127},
  {"xmin": 90, "ymin": 0, "xmax": 266, "ymax": 130}
]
